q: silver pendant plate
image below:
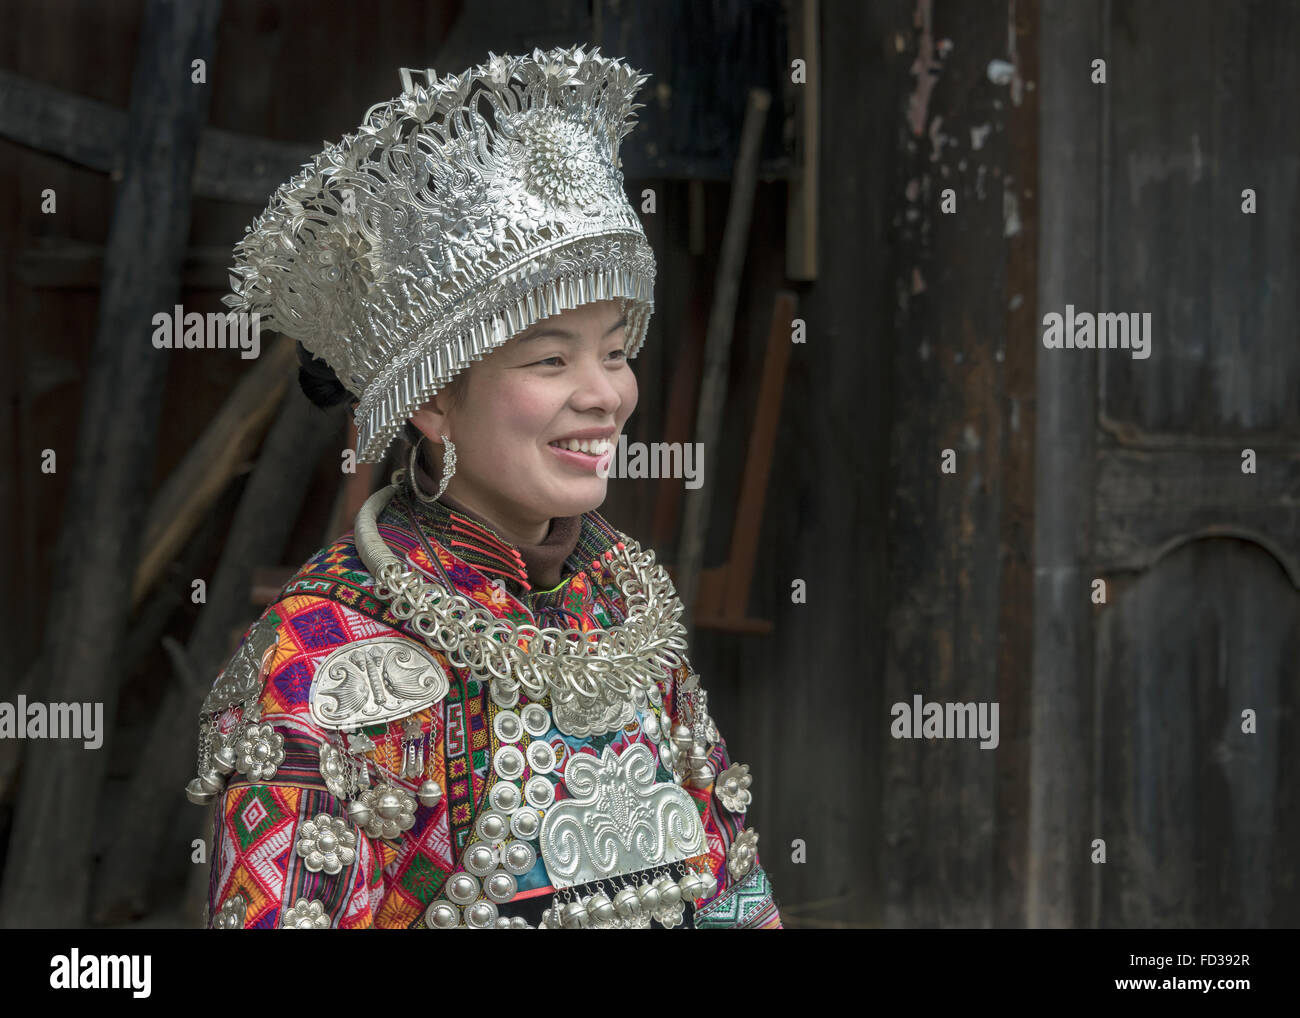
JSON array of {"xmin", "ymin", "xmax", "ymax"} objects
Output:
[
  {"xmin": 309, "ymin": 637, "xmax": 451, "ymax": 729},
  {"xmin": 539, "ymin": 743, "xmax": 705, "ymax": 889}
]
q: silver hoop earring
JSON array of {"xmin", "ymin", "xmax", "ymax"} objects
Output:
[{"xmin": 409, "ymin": 433, "xmax": 456, "ymax": 502}]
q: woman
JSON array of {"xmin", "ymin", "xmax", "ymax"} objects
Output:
[{"xmin": 187, "ymin": 44, "xmax": 781, "ymax": 929}]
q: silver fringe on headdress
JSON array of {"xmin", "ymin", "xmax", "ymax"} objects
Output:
[{"xmin": 223, "ymin": 44, "xmax": 657, "ymax": 463}]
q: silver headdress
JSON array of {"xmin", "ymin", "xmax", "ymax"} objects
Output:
[{"xmin": 223, "ymin": 44, "xmax": 656, "ymax": 463}]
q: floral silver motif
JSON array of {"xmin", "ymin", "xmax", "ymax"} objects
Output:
[
  {"xmin": 295, "ymin": 814, "xmax": 358, "ymax": 875},
  {"xmin": 538, "ymin": 743, "xmax": 704, "ymax": 889},
  {"xmin": 551, "ymin": 687, "xmax": 637, "ymax": 738},
  {"xmin": 351, "ymin": 784, "xmax": 416, "ymax": 840},
  {"xmin": 715, "ymin": 762, "xmax": 753, "ymax": 814},
  {"xmin": 727, "ymin": 828, "xmax": 759, "ymax": 883},
  {"xmin": 212, "ymin": 893, "xmax": 247, "ymax": 929},
  {"xmin": 282, "ymin": 898, "xmax": 330, "ymax": 929},
  {"xmin": 232, "ymin": 722, "xmax": 285, "ymax": 781}
]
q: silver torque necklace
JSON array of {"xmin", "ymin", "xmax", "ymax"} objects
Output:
[{"xmin": 353, "ymin": 485, "xmax": 690, "ymax": 706}]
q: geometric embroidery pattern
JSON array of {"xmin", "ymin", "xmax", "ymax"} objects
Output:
[{"xmin": 693, "ymin": 865, "xmax": 783, "ymax": 929}]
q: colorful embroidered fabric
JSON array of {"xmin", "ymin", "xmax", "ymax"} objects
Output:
[{"xmin": 203, "ymin": 490, "xmax": 781, "ymax": 928}]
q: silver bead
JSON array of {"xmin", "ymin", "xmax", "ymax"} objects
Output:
[
  {"xmin": 489, "ymin": 782, "xmax": 520, "ymax": 813},
  {"xmin": 346, "ymin": 798, "xmax": 372, "ymax": 827},
  {"xmin": 425, "ymin": 900, "xmax": 459, "ymax": 929},
  {"xmin": 476, "ymin": 811, "xmax": 508, "ymax": 842},
  {"xmin": 493, "ymin": 710, "xmax": 522, "ymax": 743},
  {"xmin": 561, "ymin": 901, "xmax": 588, "ymax": 929},
  {"xmin": 446, "ymin": 872, "xmax": 480, "ymax": 905},
  {"xmin": 417, "ymin": 778, "xmax": 442, "ymax": 807},
  {"xmin": 678, "ymin": 872, "xmax": 704, "ymax": 901},
  {"xmin": 464, "ymin": 901, "xmax": 498, "ymax": 928},
  {"xmin": 655, "ymin": 875, "xmax": 681, "ymax": 909},
  {"xmin": 465, "ymin": 843, "xmax": 497, "ymax": 876},
  {"xmin": 485, "ymin": 870, "xmax": 517, "ymax": 903},
  {"xmin": 503, "ymin": 840, "xmax": 535, "ymax": 875},
  {"xmin": 637, "ymin": 882, "xmax": 660, "ymax": 913},
  {"xmin": 510, "ymin": 807, "xmax": 540, "ymax": 840}
]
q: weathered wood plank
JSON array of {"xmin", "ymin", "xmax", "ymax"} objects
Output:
[
  {"xmin": 1030, "ymin": 0, "xmax": 1102, "ymax": 928},
  {"xmin": 1097, "ymin": 539, "xmax": 1298, "ymax": 926},
  {"xmin": 1094, "ymin": 446, "xmax": 1300, "ymax": 588}
]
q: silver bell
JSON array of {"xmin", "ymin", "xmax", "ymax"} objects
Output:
[
  {"xmin": 613, "ymin": 886, "xmax": 642, "ymax": 918},
  {"xmin": 346, "ymin": 799, "xmax": 373, "ymax": 827},
  {"xmin": 586, "ymin": 891, "xmax": 616, "ymax": 925},
  {"xmin": 212, "ymin": 745, "xmax": 237, "ymax": 775},
  {"xmin": 678, "ymin": 872, "xmax": 704, "ymax": 902},
  {"xmin": 637, "ymin": 882, "xmax": 661, "ymax": 913},
  {"xmin": 561, "ymin": 901, "xmax": 589, "ymax": 929},
  {"xmin": 417, "ymin": 779, "xmax": 442, "ymax": 808},
  {"xmin": 198, "ymin": 770, "xmax": 225, "ymax": 795},
  {"xmin": 184, "ymin": 778, "xmax": 214, "ymax": 805},
  {"xmin": 655, "ymin": 875, "xmax": 682, "ymax": 909}
]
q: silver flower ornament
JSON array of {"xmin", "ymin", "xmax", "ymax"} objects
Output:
[
  {"xmin": 727, "ymin": 827, "xmax": 760, "ymax": 883},
  {"xmin": 295, "ymin": 814, "xmax": 358, "ymax": 875},
  {"xmin": 715, "ymin": 762, "xmax": 753, "ymax": 814},
  {"xmin": 282, "ymin": 898, "xmax": 330, "ymax": 929},
  {"xmin": 233, "ymin": 722, "xmax": 285, "ymax": 781}
]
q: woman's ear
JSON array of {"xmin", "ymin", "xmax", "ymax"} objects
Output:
[{"xmin": 409, "ymin": 401, "xmax": 450, "ymax": 444}]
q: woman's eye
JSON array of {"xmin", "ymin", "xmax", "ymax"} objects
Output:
[{"xmin": 534, "ymin": 351, "xmax": 626, "ymax": 367}]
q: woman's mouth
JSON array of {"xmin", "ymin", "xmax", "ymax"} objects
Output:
[{"xmin": 547, "ymin": 436, "xmax": 615, "ymax": 473}]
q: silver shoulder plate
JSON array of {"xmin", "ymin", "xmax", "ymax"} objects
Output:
[
  {"xmin": 201, "ymin": 614, "xmax": 281, "ymax": 715},
  {"xmin": 309, "ymin": 636, "xmax": 452, "ymax": 730}
]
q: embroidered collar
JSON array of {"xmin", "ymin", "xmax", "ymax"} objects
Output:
[{"xmin": 381, "ymin": 488, "xmax": 621, "ymax": 601}]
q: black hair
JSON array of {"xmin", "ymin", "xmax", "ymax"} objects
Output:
[{"xmin": 296, "ymin": 341, "xmax": 356, "ymax": 410}]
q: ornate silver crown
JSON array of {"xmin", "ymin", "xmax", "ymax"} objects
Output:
[{"xmin": 223, "ymin": 44, "xmax": 657, "ymax": 462}]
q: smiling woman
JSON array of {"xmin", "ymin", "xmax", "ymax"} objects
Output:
[{"xmin": 185, "ymin": 43, "xmax": 782, "ymax": 930}]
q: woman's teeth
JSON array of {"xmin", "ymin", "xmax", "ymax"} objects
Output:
[{"xmin": 549, "ymin": 437, "xmax": 613, "ymax": 455}]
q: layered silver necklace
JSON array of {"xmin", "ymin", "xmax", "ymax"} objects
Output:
[{"xmin": 353, "ymin": 485, "xmax": 689, "ymax": 735}]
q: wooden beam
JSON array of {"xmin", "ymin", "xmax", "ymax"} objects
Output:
[
  {"xmin": 133, "ymin": 335, "xmax": 297, "ymax": 608},
  {"xmin": 0, "ymin": 66, "xmax": 791, "ymax": 201}
]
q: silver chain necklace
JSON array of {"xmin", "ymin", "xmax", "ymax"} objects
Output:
[{"xmin": 353, "ymin": 485, "xmax": 689, "ymax": 707}]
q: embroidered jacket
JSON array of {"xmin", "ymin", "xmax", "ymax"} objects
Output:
[{"xmin": 197, "ymin": 491, "xmax": 781, "ymax": 929}]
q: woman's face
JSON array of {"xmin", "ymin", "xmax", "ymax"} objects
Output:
[{"xmin": 409, "ymin": 299, "xmax": 638, "ymax": 545}]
